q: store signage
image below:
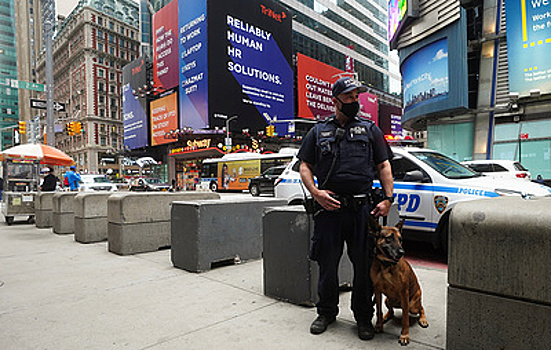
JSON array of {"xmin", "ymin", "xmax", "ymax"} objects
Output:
[{"xmin": 170, "ymin": 138, "xmax": 213, "ymax": 154}]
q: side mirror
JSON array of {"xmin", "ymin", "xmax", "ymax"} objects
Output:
[{"xmin": 403, "ymin": 170, "xmax": 429, "ymax": 182}]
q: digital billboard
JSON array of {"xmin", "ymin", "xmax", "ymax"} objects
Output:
[
  {"xmin": 297, "ymin": 53, "xmax": 378, "ymax": 123},
  {"xmin": 389, "ymin": 0, "xmax": 419, "ymax": 49},
  {"xmin": 150, "ymin": 92, "xmax": 178, "ymax": 146},
  {"xmin": 122, "ymin": 57, "xmax": 149, "ymax": 149},
  {"xmin": 153, "ymin": 0, "xmax": 179, "ymax": 90},
  {"xmin": 208, "ymin": 0, "xmax": 294, "ymax": 136},
  {"xmin": 400, "ymin": 14, "xmax": 468, "ymax": 131},
  {"xmin": 402, "ymin": 38, "xmax": 449, "ymax": 111},
  {"xmin": 505, "ymin": 0, "xmax": 551, "ymax": 96},
  {"xmin": 179, "ymin": 0, "xmax": 209, "ymax": 129}
]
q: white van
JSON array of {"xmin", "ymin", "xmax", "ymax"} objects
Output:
[{"xmin": 275, "ymin": 146, "xmax": 551, "ymax": 251}]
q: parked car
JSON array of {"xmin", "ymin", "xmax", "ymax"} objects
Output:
[
  {"xmin": 111, "ymin": 178, "xmax": 130, "ymax": 190},
  {"xmin": 275, "ymin": 148, "xmax": 551, "ymax": 252},
  {"xmin": 128, "ymin": 177, "xmax": 170, "ymax": 192},
  {"xmin": 461, "ymin": 160, "xmax": 531, "ymax": 180},
  {"xmin": 79, "ymin": 174, "xmax": 118, "ymax": 192},
  {"xmin": 248, "ymin": 165, "xmax": 286, "ymax": 196}
]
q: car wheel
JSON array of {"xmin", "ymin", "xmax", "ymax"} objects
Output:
[
  {"xmin": 27, "ymin": 216, "xmax": 35, "ymax": 224},
  {"xmin": 250, "ymin": 184, "xmax": 260, "ymax": 197},
  {"xmin": 5, "ymin": 216, "xmax": 14, "ymax": 225},
  {"xmin": 209, "ymin": 181, "xmax": 218, "ymax": 192}
]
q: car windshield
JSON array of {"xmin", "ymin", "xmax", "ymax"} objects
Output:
[
  {"xmin": 82, "ymin": 176, "xmax": 110, "ymax": 183},
  {"xmin": 411, "ymin": 151, "xmax": 480, "ymax": 179},
  {"xmin": 144, "ymin": 178, "xmax": 162, "ymax": 184}
]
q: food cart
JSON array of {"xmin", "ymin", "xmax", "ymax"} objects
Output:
[
  {"xmin": 0, "ymin": 143, "xmax": 74, "ymax": 225},
  {"xmin": 2, "ymin": 158, "xmax": 40, "ymax": 225}
]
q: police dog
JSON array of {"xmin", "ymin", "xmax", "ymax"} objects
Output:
[{"xmin": 368, "ymin": 217, "xmax": 428, "ymax": 346}]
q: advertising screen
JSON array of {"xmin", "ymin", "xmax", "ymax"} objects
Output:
[
  {"xmin": 153, "ymin": 0, "xmax": 179, "ymax": 90},
  {"xmin": 402, "ymin": 38, "xmax": 449, "ymax": 111},
  {"xmin": 505, "ymin": 0, "xmax": 551, "ymax": 96},
  {"xmin": 179, "ymin": 0, "xmax": 209, "ymax": 129},
  {"xmin": 297, "ymin": 53, "xmax": 377, "ymax": 123},
  {"xmin": 150, "ymin": 92, "xmax": 178, "ymax": 146},
  {"xmin": 122, "ymin": 57, "xmax": 149, "ymax": 149},
  {"xmin": 389, "ymin": 0, "xmax": 408, "ymax": 42},
  {"xmin": 399, "ymin": 14, "xmax": 468, "ymax": 131},
  {"xmin": 208, "ymin": 0, "xmax": 294, "ymax": 136}
]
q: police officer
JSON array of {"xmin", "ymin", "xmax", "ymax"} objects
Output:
[{"xmin": 298, "ymin": 77, "xmax": 394, "ymax": 340}]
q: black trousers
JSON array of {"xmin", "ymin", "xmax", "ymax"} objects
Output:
[{"xmin": 310, "ymin": 204, "xmax": 374, "ymax": 324}]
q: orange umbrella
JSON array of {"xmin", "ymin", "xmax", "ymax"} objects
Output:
[{"xmin": 0, "ymin": 143, "xmax": 74, "ymax": 166}]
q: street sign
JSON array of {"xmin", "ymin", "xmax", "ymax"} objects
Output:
[
  {"xmin": 0, "ymin": 78, "xmax": 45, "ymax": 92},
  {"xmin": 30, "ymin": 98, "xmax": 66, "ymax": 112}
]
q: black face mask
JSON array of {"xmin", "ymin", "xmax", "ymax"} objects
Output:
[{"xmin": 336, "ymin": 98, "xmax": 360, "ymax": 119}]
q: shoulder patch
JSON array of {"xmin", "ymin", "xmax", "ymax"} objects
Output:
[{"xmin": 320, "ymin": 130, "xmax": 335, "ymax": 138}]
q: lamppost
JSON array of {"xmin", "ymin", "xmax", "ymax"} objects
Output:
[{"xmin": 215, "ymin": 114, "xmax": 238, "ymax": 153}]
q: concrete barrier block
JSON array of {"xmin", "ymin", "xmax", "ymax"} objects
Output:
[
  {"xmin": 449, "ymin": 197, "xmax": 551, "ymax": 304},
  {"xmin": 52, "ymin": 192, "xmax": 78, "ymax": 213},
  {"xmin": 52, "ymin": 192, "xmax": 78, "ymax": 234},
  {"xmin": 447, "ymin": 286, "xmax": 551, "ymax": 349},
  {"xmin": 35, "ymin": 209, "xmax": 52, "ymax": 228},
  {"xmin": 35, "ymin": 192, "xmax": 55, "ymax": 210},
  {"xmin": 171, "ymin": 198, "xmax": 287, "ymax": 272},
  {"xmin": 108, "ymin": 221, "xmax": 171, "ymax": 255},
  {"xmin": 52, "ymin": 213, "xmax": 74, "ymax": 234},
  {"xmin": 263, "ymin": 206, "xmax": 352, "ymax": 306},
  {"xmin": 108, "ymin": 192, "xmax": 220, "ymax": 224},
  {"xmin": 75, "ymin": 217, "xmax": 108, "ymax": 243},
  {"xmin": 74, "ymin": 192, "xmax": 111, "ymax": 218}
]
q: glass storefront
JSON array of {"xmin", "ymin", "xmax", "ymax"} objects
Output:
[{"xmin": 427, "ymin": 122, "xmax": 474, "ymax": 162}]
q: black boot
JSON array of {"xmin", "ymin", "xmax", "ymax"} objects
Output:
[
  {"xmin": 310, "ymin": 315, "xmax": 336, "ymax": 335},
  {"xmin": 357, "ymin": 322, "xmax": 375, "ymax": 340}
]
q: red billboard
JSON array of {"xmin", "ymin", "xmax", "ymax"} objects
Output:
[
  {"xmin": 153, "ymin": 0, "xmax": 179, "ymax": 90},
  {"xmin": 150, "ymin": 92, "xmax": 178, "ymax": 146},
  {"xmin": 297, "ymin": 53, "xmax": 377, "ymax": 123}
]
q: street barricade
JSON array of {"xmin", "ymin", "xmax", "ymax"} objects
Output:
[
  {"xmin": 171, "ymin": 197, "xmax": 287, "ymax": 273},
  {"xmin": 447, "ymin": 196, "xmax": 551, "ymax": 349},
  {"xmin": 74, "ymin": 192, "xmax": 112, "ymax": 243},
  {"xmin": 52, "ymin": 192, "xmax": 78, "ymax": 234},
  {"xmin": 262, "ymin": 206, "xmax": 352, "ymax": 306},
  {"xmin": 107, "ymin": 191, "xmax": 219, "ymax": 255},
  {"xmin": 35, "ymin": 192, "xmax": 55, "ymax": 228}
]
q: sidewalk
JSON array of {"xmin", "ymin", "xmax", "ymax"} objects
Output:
[{"xmin": 0, "ymin": 222, "xmax": 447, "ymax": 350}]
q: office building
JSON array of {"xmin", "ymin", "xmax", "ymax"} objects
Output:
[{"xmin": 36, "ymin": 0, "xmax": 140, "ymax": 173}]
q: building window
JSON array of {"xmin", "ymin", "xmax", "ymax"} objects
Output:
[
  {"xmin": 111, "ymin": 110, "xmax": 117, "ymax": 119},
  {"xmin": 97, "ymin": 29, "xmax": 103, "ymax": 38},
  {"xmin": 99, "ymin": 96, "xmax": 105, "ymax": 104},
  {"xmin": 110, "ymin": 86, "xmax": 116, "ymax": 94},
  {"xmin": 98, "ymin": 82, "xmax": 104, "ymax": 91},
  {"xmin": 109, "ymin": 72, "xmax": 115, "ymax": 80},
  {"xmin": 109, "ymin": 47, "xmax": 115, "ymax": 55},
  {"xmin": 99, "ymin": 109, "xmax": 105, "ymax": 118},
  {"xmin": 100, "ymin": 137, "xmax": 107, "ymax": 146},
  {"xmin": 98, "ymin": 43, "xmax": 104, "ymax": 51},
  {"xmin": 98, "ymin": 68, "xmax": 104, "ymax": 77},
  {"xmin": 109, "ymin": 22, "xmax": 114, "ymax": 30},
  {"xmin": 98, "ymin": 17, "xmax": 103, "ymax": 25}
]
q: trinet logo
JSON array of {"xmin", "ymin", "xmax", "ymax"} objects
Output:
[{"xmin": 260, "ymin": 4, "xmax": 286, "ymax": 23}]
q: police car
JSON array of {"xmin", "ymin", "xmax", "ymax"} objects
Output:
[{"xmin": 274, "ymin": 146, "xmax": 551, "ymax": 251}]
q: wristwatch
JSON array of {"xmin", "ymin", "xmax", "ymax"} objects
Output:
[{"xmin": 382, "ymin": 196, "xmax": 394, "ymax": 204}]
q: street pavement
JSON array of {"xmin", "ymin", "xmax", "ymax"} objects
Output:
[{"xmin": 0, "ymin": 217, "xmax": 447, "ymax": 350}]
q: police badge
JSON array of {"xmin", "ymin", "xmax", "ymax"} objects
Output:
[{"xmin": 434, "ymin": 196, "xmax": 449, "ymax": 214}]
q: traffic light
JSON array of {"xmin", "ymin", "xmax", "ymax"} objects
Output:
[
  {"xmin": 18, "ymin": 121, "xmax": 26, "ymax": 134},
  {"xmin": 74, "ymin": 122, "xmax": 82, "ymax": 135},
  {"xmin": 66, "ymin": 122, "xmax": 75, "ymax": 136},
  {"xmin": 266, "ymin": 125, "xmax": 274, "ymax": 137}
]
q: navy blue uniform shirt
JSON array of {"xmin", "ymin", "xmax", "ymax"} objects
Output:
[{"xmin": 298, "ymin": 115, "xmax": 390, "ymax": 195}]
